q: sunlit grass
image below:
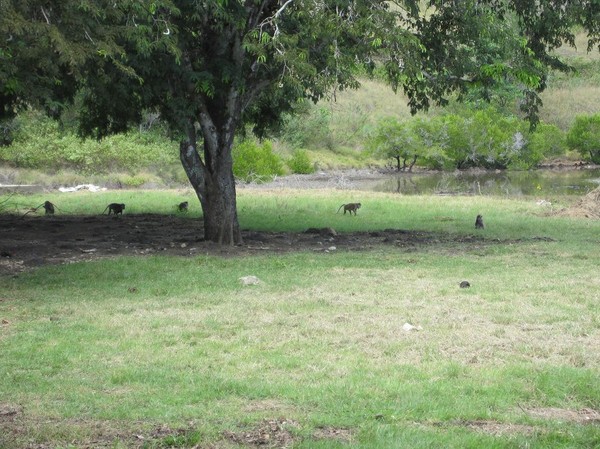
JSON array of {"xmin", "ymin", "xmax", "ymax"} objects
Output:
[
  {"xmin": 1, "ymin": 190, "xmax": 599, "ymax": 448},
  {"xmin": 8, "ymin": 187, "xmax": 589, "ymax": 237}
]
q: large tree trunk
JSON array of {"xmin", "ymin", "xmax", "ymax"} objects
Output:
[
  {"xmin": 179, "ymin": 129, "xmax": 243, "ymax": 246},
  {"xmin": 177, "ymin": 25, "xmax": 252, "ymax": 246},
  {"xmin": 202, "ymin": 158, "xmax": 242, "ymax": 245}
]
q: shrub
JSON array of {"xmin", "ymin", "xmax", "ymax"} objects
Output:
[
  {"xmin": 443, "ymin": 110, "xmax": 529, "ymax": 169},
  {"xmin": 567, "ymin": 114, "xmax": 600, "ymax": 164},
  {"xmin": 288, "ymin": 149, "xmax": 315, "ymax": 174},
  {"xmin": 0, "ymin": 110, "xmax": 178, "ymax": 173},
  {"xmin": 232, "ymin": 139, "xmax": 285, "ymax": 183},
  {"xmin": 528, "ymin": 123, "xmax": 566, "ymax": 160},
  {"xmin": 121, "ymin": 173, "xmax": 156, "ymax": 187}
]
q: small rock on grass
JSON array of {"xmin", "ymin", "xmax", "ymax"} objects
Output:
[
  {"xmin": 402, "ymin": 322, "xmax": 423, "ymax": 332},
  {"xmin": 240, "ymin": 275, "xmax": 261, "ymax": 286}
]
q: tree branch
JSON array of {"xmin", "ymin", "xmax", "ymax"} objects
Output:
[
  {"xmin": 258, "ymin": 0, "xmax": 294, "ymax": 37},
  {"xmin": 40, "ymin": 6, "xmax": 51, "ymax": 24},
  {"xmin": 197, "ymin": 98, "xmax": 219, "ymax": 174}
]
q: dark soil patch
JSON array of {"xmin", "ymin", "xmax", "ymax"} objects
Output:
[
  {"xmin": 223, "ymin": 418, "xmax": 299, "ymax": 448},
  {"xmin": 0, "ymin": 213, "xmax": 504, "ymax": 276},
  {"xmin": 313, "ymin": 426, "xmax": 354, "ymax": 442}
]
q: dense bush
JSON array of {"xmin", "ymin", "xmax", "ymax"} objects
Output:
[
  {"xmin": 232, "ymin": 139, "xmax": 285, "ymax": 183},
  {"xmin": 288, "ymin": 149, "xmax": 315, "ymax": 174},
  {"xmin": 442, "ymin": 109, "xmax": 531, "ymax": 169},
  {"xmin": 567, "ymin": 114, "xmax": 600, "ymax": 164},
  {"xmin": 528, "ymin": 123, "xmax": 566, "ymax": 160},
  {"xmin": 0, "ymin": 111, "xmax": 177, "ymax": 173}
]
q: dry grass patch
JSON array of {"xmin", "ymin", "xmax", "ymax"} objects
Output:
[
  {"xmin": 0, "ymin": 416, "xmax": 141, "ymax": 449},
  {"xmin": 453, "ymin": 420, "xmax": 539, "ymax": 437},
  {"xmin": 273, "ymin": 266, "xmax": 600, "ymax": 367},
  {"xmin": 527, "ymin": 407, "xmax": 600, "ymax": 424},
  {"xmin": 243, "ymin": 399, "xmax": 297, "ymax": 415},
  {"xmin": 555, "ymin": 186, "xmax": 600, "ymax": 219},
  {"xmin": 0, "ymin": 411, "xmax": 206, "ymax": 449}
]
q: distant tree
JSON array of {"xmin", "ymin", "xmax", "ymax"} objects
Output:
[
  {"xmin": 567, "ymin": 115, "xmax": 600, "ymax": 164},
  {"xmin": 288, "ymin": 149, "xmax": 315, "ymax": 174},
  {"xmin": 369, "ymin": 117, "xmax": 420, "ymax": 172},
  {"xmin": 2, "ymin": 0, "xmax": 600, "ymax": 243}
]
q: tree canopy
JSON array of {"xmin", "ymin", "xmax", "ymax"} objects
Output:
[{"xmin": 2, "ymin": 0, "xmax": 600, "ymax": 243}]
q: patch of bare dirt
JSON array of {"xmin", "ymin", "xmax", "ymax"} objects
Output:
[
  {"xmin": 555, "ymin": 186, "xmax": 600, "ymax": 218},
  {"xmin": 240, "ymin": 168, "xmax": 393, "ymax": 190},
  {"xmin": 313, "ymin": 426, "xmax": 354, "ymax": 443},
  {"xmin": 0, "ymin": 213, "xmax": 508, "ymax": 277},
  {"xmin": 0, "ymin": 404, "xmax": 21, "ymax": 421},
  {"xmin": 223, "ymin": 418, "xmax": 299, "ymax": 448}
]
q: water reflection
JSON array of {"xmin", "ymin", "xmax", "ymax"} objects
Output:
[{"xmin": 372, "ymin": 169, "xmax": 600, "ymax": 196}]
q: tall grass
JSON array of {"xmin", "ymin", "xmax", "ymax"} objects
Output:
[{"xmin": 1, "ymin": 191, "xmax": 599, "ymax": 448}]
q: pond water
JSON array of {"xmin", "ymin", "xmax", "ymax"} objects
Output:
[{"xmin": 369, "ymin": 168, "xmax": 600, "ymax": 196}]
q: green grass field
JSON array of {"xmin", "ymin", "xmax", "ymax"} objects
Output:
[{"xmin": 1, "ymin": 190, "xmax": 599, "ymax": 448}]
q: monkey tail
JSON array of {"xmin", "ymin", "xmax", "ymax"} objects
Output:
[
  {"xmin": 19, "ymin": 203, "xmax": 43, "ymax": 219},
  {"xmin": 20, "ymin": 209, "xmax": 37, "ymax": 219},
  {"xmin": 101, "ymin": 206, "xmax": 109, "ymax": 215},
  {"xmin": 337, "ymin": 204, "xmax": 345, "ymax": 214}
]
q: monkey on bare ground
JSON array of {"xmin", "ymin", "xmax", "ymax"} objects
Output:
[
  {"xmin": 475, "ymin": 214, "xmax": 484, "ymax": 229},
  {"xmin": 178, "ymin": 201, "xmax": 189, "ymax": 212},
  {"xmin": 103, "ymin": 203, "xmax": 126, "ymax": 215},
  {"xmin": 337, "ymin": 203, "xmax": 361, "ymax": 215},
  {"xmin": 42, "ymin": 200, "xmax": 55, "ymax": 215},
  {"xmin": 22, "ymin": 200, "xmax": 57, "ymax": 218}
]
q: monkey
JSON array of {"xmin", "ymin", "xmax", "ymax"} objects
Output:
[
  {"xmin": 20, "ymin": 200, "xmax": 58, "ymax": 218},
  {"xmin": 43, "ymin": 201, "xmax": 55, "ymax": 215},
  {"xmin": 178, "ymin": 201, "xmax": 189, "ymax": 212},
  {"xmin": 30, "ymin": 201, "xmax": 55, "ymax": 214},
  {"xmin": 103, "ymin": 203, "xmax": 126, "ymax": 215},
  {"xmin": 337, "ymin": 203, "xmax": 361, "ymax": 215},
  {"xmin": 459, "ymin": 281, "xmax": 471, "ymax": 288},
  {"xmin": 475, "ymin": 214, "xmax": 484, "ymax": 229}
]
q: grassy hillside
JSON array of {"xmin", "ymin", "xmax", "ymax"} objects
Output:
[{"xmin": 281, "ymin": 32, "xmax": 600, "ymax": 163}]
